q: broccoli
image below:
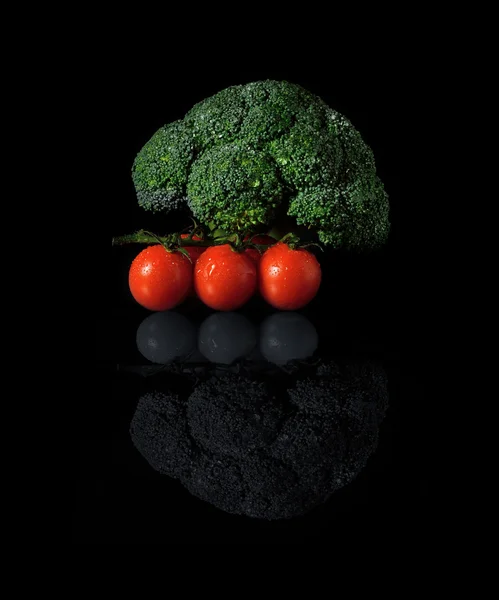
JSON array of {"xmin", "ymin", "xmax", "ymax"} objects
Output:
[
  {"xmin": 187, "ymin": 143, "xmax": 284, "ymax": 231},
  {"xmin": 129, "ymin": 361, "xmax": 389, "ymax": 519},
  {"xmin": 132, "ymin": 120, "xmax": 194, "ymax": 213},
  {"xmin": 131, "ymin": 80, "xmax": 390, "ymax": 251}
]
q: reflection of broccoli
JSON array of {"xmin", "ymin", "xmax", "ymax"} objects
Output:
[
  {"xmin": 130, "ymin": 361, "xmax": 389, "ymax": 519},
  {"xmin": 131, "ymin": 80, "xmax": 390, "ymax": 250},
  {"xmin": 187, "ymin": 376, "xmax": 283, "ymax": 458},
  {"xmin": 129, "ymin": 391, "xmax": 194, "ymax": 480}
]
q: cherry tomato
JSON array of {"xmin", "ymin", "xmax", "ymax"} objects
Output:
[
  {"xmin": 194, "ymin": 244, "xmax": 257, "ymax": 311},
  {"xmin": 129, "ymin": 245, "xmax": 193, "ymax": 311},
  {"xmin": 259, "ymin": 242, "xmax": 321, "ymax": 310},
  {"xmin": 180, "ymin": 234, "xmax": 205, "ymax": 297},
  {"xmin": 243, "ymin": 234, "xmax": 277, "ymax": 266},
  {"xmin": 180, "ymin": 233, "xmax": 205, "ymax": 263}
]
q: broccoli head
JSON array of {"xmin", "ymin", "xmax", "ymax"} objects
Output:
[{"xmin": 131, "ymin": 80, "xmax": 390, "ymax": 250}]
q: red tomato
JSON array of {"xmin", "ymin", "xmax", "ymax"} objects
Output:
[
  {"xmin": 194, "ymin": 244, "xmax": 257, "ymax": 311},
  {"xmin": 129, "ymin": 245, "xmax": 193, "ymax": 311},
  {"xmin": 180, "ymin": 234, "xmax": 205, "ymax": 297},
  {"xmin": 243, "ymin": 234, "xmax": 277, "ymax": 266},
  {"xmin": 259, "ymin": 242, "xmax": 321, "ymax": 310},
  {"xmin": 180, "ymin": 233, "xmax": 205, "ymax": 264}
]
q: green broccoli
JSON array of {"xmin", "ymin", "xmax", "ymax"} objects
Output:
[
  {"xmin": 132, "ymin": 120, "xmax": 194, "ymax": 213},
  {"xmin": 131, "ymin": 80, "xmax": 390, "ymax": 250},
  {"xmin": 187, "ymin": 143, "xmax": 284, "ymax": 231}
]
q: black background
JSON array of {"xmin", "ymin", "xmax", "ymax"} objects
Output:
[{"xmin": 81, "ymin": 57, "xmax": 427, "ymax": 544}]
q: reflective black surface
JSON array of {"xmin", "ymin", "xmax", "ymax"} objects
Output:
[{"xmin": 82, "ymin": 241, "xmax": 429, "ymax": 544}]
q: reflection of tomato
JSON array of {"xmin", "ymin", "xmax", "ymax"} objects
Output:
[
  {"xmin": 259, "ymin": 242, "xmax": 321, "ymax": 310},
  {"xmin": 181, "ymin": 234, "xmax": 205, "ymax": 296},
  {"xmin": 243, "ymin": 234, "xmax": 277, "ymax": 265},
  {"xmin": 194, "ymin": 244, "xmax": 257, "ymax": 311},
  {"xmin": 129, "ymin": 245, "xmax": 192, "ymax": 311}
]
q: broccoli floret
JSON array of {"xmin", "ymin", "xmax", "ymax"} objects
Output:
[
  {"xmin": 132, "ymin": 80, "xmax": 390, "ymax": 250},
  {"xmin": 131, "ymin": 120, "xmax": 194, "ymax": 213},
  {"xmin": 239, "ymin": 80, "xmax": 326, "ymax": 145},
  {"xmin": 187, "ymin": 143, "xmax": 284, "ymax": 230},
  {"xmin": 184, "ymin": 85, "xmax": 247, "ymax": 148},
  {"xmin": 268, "ymin": 121, "xmax": 343, "ymax": 189}
]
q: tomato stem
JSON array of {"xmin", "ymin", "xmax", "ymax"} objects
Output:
[
  {"xmin": 112, "ymin": 229, "xmax": 222, "ymax": 248},
  {"xmin": 300, "ymin": 242, "xmax": 325, "ymax": 252},
  {"xmin": 111, "ymin": 228, "xmax": 306, "ymax": 253},
  {"xmin": 180, "ymin": 218, "xmax": 205, "ymax": 240},
  {"xmin": 279, "ymin": 232, "xmax": 301, "ymax": 249}
]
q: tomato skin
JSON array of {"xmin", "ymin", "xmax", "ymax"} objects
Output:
[
  {"xmin": 259, "ymin": 242, "xmax": 322, "ymax": 310},
  {"xmin": 129, "ymin": 245, "xmax": 193, "ymax": 311},
  {"xmin": 243, "ymin": 234, "xmax": 277, "ymax": 266},
  {"xmin": 194, "ymin": 244, "xmax": 257, "ymax": 311}
]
